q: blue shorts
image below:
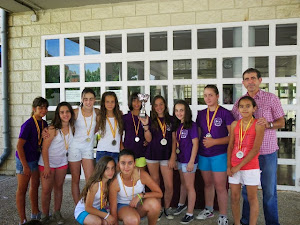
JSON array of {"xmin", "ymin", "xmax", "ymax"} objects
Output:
[
  {"xmin": 198, "ymin": 153, "xmax": 227, "ymax": 172},
  {"xmin": 15, "ymin": 157, "xmax": 39, "ymax": 174},
  {"xmin": 96, "ymin": 151, "xmax": 119, "ymax": 163},
  {"xmin": 76, "ymin": 208, "xmax": 107, "ymax": 225},
  {"xmin": 117, "ymin": 203, "xmax": 129, "ymax": 211},
  {"xmin": 177, "ymin": 162, "xmax": 197, "ymax": 173}
]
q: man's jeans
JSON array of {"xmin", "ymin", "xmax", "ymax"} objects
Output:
[{"xmin": 241, "ymin": 151, "xmax": 280, "ymax": 225}]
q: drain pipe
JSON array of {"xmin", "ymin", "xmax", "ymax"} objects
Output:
[{"xmin": 0, "ymin": 9, "xmax": 11, "ymax": 167}]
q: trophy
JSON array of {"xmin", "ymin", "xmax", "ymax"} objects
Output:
[{"xmin": 138, "ymin": 93, "xmax": 149, "ymax": 118}]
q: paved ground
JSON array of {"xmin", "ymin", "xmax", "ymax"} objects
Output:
[{"xmin": 0, "ymin": 175, "xmax": 300, "ymax": 225}]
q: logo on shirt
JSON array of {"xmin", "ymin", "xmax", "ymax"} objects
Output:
[
  {"xmin": 181, "ymin": 130, "xmax": 188, "ymax": 139},
  {"xmin": 166, "ymin": 124, "xmax": 172, "ymax": 131},
  {"xmin": 214, "ymin": 117, "xmax": 222, "ymax": 127}
]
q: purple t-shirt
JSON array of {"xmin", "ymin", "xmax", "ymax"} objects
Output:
[
  {"xmin": 176, "ymin": 121, "xmax": 199, "ymax": 164},
  {"xmin": 123, "ymin": 112, "xmax": 146, "ymax": 158},
  {"xmin": 16, "ymin": 117, "xmax": 48, "ymax": 162},
  {"xmin": 145, "ymin": 116, "xmax": 173, "ymax": 160},
  {"xmin": 196, "ymin": 106, "xmax": 234, "ymax": 157}
]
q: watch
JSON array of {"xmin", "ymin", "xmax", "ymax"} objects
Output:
[{"xmin": 269, "ymin": 122, "xmax": 274, "ymax": 129}]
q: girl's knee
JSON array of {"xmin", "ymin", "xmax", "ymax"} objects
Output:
[
  {"xmin": 123, "ymin": 215, "xmax": 140, "ymax": 225},
  {"xmin": 144, "ymin": 198, "xmax": 160, "ymax": 212}
]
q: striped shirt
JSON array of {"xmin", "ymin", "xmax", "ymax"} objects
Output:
[{"xmin": 232, "ymin": 89, "xmax": 285, "ymax": 155}]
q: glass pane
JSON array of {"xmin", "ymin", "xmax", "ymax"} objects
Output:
[
  {"xmin": 106, "ymin": 87, "xmax": 123, "ymax": 105},
  {"xmin": 277, "ymin": 165, "xmax": 295, "ymax": 186},
  {"xmin": 279, "ymin": 110, "xmax": 296, "ymax": 132},
  {"xmin": 46, "ymin": 88, "xmax": 60, "ymax": 106},
  {"xmin": 249, "ymin": 25, "xmax": 269, "ymax": 46},
  {"xmin": 128, "ymin": 61, "xmax": 144, "ymax": 81},
  {"xmin": 223, "ymin": 84, "xmax": 242, "ymax": 104},
  {"xmin": 173, "ymin": 59, "xmax": 191, "ymax": 79},
  {"xmin": 84, "ymin": 36, "xmax": 100, "ymax": 55},
  {"xmin": 275, "ymin": 56, "xmax": 296, "ymax": 77},
  {"xmin": 127, "ymin": 33, "xmax": 144, "ymax": 53},
  {"xmin": 65, "ymin": 64, "xmax": 80, "ymax": 82},
  {"xmin": 64, "ymin": 37, "xmax": 79, "ymax": 56},
  {"xmin": 85, "ymin": 63, "xmax": 100, "ymax": 82},
  {"xmin": 198, "ymin": 58, "xmax": 216, "ymax": 79},
  {"xmin": 45, "ymin": 65, "xmax": 60, "ymax": 83},
  {"xmin": 222, "ymin": 57, "xmax": 242, "ymax": 78},
  {"xmin": 150, "ymin": 60, "xmax": 168, "ymax": 80},
  {"xmin": 173, "ymin": 30, "xmax": 191, "ymax": 50},
  {"xmin": 106, "ymin": 62, "xmax": 122, "ymax": 81},
  {"xmin": 276, "ymin": 23, "xmax": 297, "ymax": 46},
  {"xmin": 197, "ymin": 28, "xmax": 216, "ymax": 49},
  {"xmin": 128, "ymin": 86, "xmax": 145, "ymax": 98},
  {"xmin": 275, "ymin": 83, "xmax": 297, "ymax": 105},
  {"xmin": 106, "ymin": 34, "xmax": 122, "ymax": 54},
  {"xmin": 65, "ymin": 88, "xmax": 81, "ymax": 106},
  {"xmin": 260, "ymin": 83, "xmax": 269, "ymax": 92},
  {"xmin": 46, "ymin": 111, "xmax": 55, "ymax": 124},
  {"xmin": 150, "ymin": 85, "xmax": 168, "ymax": 103},
  {"xmin": 174, "ymin": 85, "xmax": 192, "ymax": 105},
  {"xmin": 45, "ymin": 39, "xmax": 59, "ymax": 57},
  {"xmin": 150, "ymin": 31, "xmax": 167, "ymax": 51},
  {"xmin": 90, "ymin": 87, "xmax": 101, "ymax": 105},
  {"xmin": 278, "ymin": 138, "xmax": 295, "ymax": 159},
  {"xmin": 223, "ymin": 27, "xmax": 242, "ymax": 48},
  {"xmin": 248, "ymin": 57, "xmax": 269, "ymax": 77}
]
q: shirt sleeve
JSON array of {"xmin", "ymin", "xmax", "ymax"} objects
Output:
[
  {"xmin": 270, "ymin": 94, "xmax": 285, "ymax": 120},
  {"xmin": 196, "ymin": 112, "xmax": 201, "ymax": 127},
  {"xmin": 19, "ymin": 120, "xmax": 32, "ymax": 141},
  {"xmin": 231, "ymin": 101, "xmax": 240, "ymax": 121}
]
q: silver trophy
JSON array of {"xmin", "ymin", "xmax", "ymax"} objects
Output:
[{"xmin": 138, "ymin": 93, "xmax": 149, "ymax": 118}]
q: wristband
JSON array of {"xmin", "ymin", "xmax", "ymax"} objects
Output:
[
  {"xmin": 104, "ymin": 212, "xmax": 110, "ymax": 220},
  {"xmin": 137, "ymin": 193, "xmax": 143, "ymax": 205}
]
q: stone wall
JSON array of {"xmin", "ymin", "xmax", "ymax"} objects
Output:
[{"xmin": 0, "ymin": 0, "xmax": 299, "ymax": 174}]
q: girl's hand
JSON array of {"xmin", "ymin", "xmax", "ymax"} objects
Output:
[
  {"xmin": 186, "ymin": 161, "xmax": 194, "ymax": 172},
  {"xmin": 105, "ymin": 214, "xmax": 116, "ymax": 225},
  {"xmin": 227, "ymin": 167, "xmax": 233, "ymax": 177},
  {"xmin": 139, "ymin": 116, "xmax": 149, "ymax": 126},
  {"xmin": 230, "ymin": 166, "xmax": 240, "ymax": 175},
  {"xmin": 202, "ymin": 137, "xmax": 215, "ymax": 148},
  {"xmin": 42, "ymin": 166, "xmax": 51, "ymax": 179},
  {"xmin": 23, "ymin": 166, "xmax": 31, "ymax": 177},
  {"xmin": 168, "ymin": 158, "xmax": 176, "ymax": 169},
  {"xmin": 42, "ymin": 127, "xmax": 50, "ymax": 139},
  {"xmin": 129, "ymin": 195, "xmax": 140, "ymax": 208}
]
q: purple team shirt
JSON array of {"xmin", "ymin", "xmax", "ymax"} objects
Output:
[
  {"xmin": 16, "ymin": 117, "xmax": 48, "ymax": 162},
  {"xmin": 196, "ymin": 106, "xmax": 234, "ymax": 157},
  {"xmin": 176, "ymin": 121, "xmax": 199, "ymax": 164},
  {"xmin": 123, "ymin": 112, "xmax": 146, "ymax": 158},
  {"xmin": 145, "ymin": 116, "xmax": 173, "ymax": 160}
]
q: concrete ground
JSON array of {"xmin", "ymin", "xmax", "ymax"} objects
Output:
[{"xmin": 0, "ymin": 175, "xmax": 300, "ymax": 225}]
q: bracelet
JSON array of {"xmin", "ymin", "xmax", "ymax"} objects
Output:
[
  {"xmin": 137, "ymin": 193, "xmax": 143, "ymax": 205},
  {"xmin": 104, "ymin": 212, "xmax": 110, "ymax": 220}
]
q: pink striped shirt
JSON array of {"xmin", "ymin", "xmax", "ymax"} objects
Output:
[{"xmin": 232, "ymin": 89, "xmax": 285, "ymax": 155}]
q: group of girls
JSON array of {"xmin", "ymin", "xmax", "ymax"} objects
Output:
[{"xmin": 16, "ymin": 84, "xmax": 264, "ymax": 225}]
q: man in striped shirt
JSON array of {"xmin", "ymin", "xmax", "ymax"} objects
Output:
[{"xmin": 232, "ymin": 68, "xmax": 285, "ymax": 225}]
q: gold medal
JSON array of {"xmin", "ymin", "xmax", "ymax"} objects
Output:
[
  {"xmin": 86, "ymin": 137, "xmax": 91, "ymax": 142},
  {"xmin": 107, "ymin": 117, "xmax": 118, "ymax": 146},
  {"xmin": 205, "ymin": 133, "xmax": 212, "ymax": 138},
  {"xmin": 112, "ymin": 140, "xmax": 117, "ymax": 146},
  {"xmin": 176, "ymin": 148, "xmax": 180, "ymax": 154}
]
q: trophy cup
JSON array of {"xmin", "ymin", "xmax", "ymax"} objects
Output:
[{"xmin": 138, "ymin": 93, "xmax": 149, "ymax": 118}]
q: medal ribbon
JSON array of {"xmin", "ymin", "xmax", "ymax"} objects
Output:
[
  {"xmin": 176, "ymin": 125, "xmax": 184, "ymax": 149},
  {"xmin": 61, "ymin": 128, "xmax": 70, "ymax": 151},
  {"xmin": 82, "ymin": 109, "xmax": 93, "ymax": 137},
  {"xmin": 32, "ymin": 115, "xmax": 44, "ymax": 146},
  {"xmin": 157, "ymin": 118, "xmax": 167, "ymax": 139},
  {"xmin": 238, "ymin": 117, "xmax": 254, "ymax": 150},
  {"xmin": 206, "ymin": 105, "xmax": 220, "ymax": 134},
  {"xmin": 131, "ymin": 113, "xmax": 141, "ymax": 137},
  {"xmin": 106, "ymin": 117, "xmax": 117, "ymax": 139},
  {"xmin": 120, "ymin": 173, "xmax": 134, "ymax": 200}
]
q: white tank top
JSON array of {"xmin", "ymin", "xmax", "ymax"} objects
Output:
[
  {"xmin": 38, "ymin": 126, "xmax": 73, "ymax": 168},
  {"xmin": 74, "ymin": 182, "xmax": 103, "ymax": 219},
  {"xmin": 116, "ymin": 172, "xmax": 145, "ymax": 205},
  {"xmin": 70, "ymin": 107, "xmax": 96, "ymax": 150},
  {"xmin": 96, "ymin": 117, "xmax": 121, "ymax": 153}
]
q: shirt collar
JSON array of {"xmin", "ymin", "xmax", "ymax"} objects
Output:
[{"xmin": 246, "ymin": 89, "xmax": 263, "ymax": 100}]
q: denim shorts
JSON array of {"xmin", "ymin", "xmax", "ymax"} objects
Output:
[
  {"xmin": 177, "ymin": 162, "xmax": 198, "ymax": 173},
  {"xmin": 96, "ymin": 151, "xmax": 119, "ymax": 163},
  {"xmin": 76, "ymin": 208, "xmax": 107, "ymax": 225},
  {"xmin": 15, "ymin": 157, "xmax": 39, "ymax": 174},
  {"xmin": 117, "ymin": 203, "xmax": 129, "ymax": 211}
]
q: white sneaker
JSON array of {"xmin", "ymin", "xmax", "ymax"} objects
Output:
[
  {"xmin": 218, "ymin": 216, "xmax": 229, "ymax": 225},
  {"xmin": 196, "ymin": 208, "xmax": 214, "ymax": 220}
]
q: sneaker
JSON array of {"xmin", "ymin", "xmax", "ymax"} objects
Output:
[
  {"xmin": 53, "ymin": 211, "xmax": 65, "ymax": 225},
  {"xmin": 157, "ymin": 210, "xmax": 163, "ymax": 222},
  {"xmin": 31, "ymin": 211, "xmax": 41, "ymax": 220},
  {"xmin": 173, "ymin": 205, "xmax": 187, "ymax": 216},
  {"xmin": 18, "ymin": 219, "xmax": 27, "ymax": 225},
  {"xmin": 180, "ymin": 214, "xmax": 194, "ymax": 224},
  {"xmin": 40, "ymin": 214, "xmax": 51, "ymax": 224},
  {"xmin": 218, "ymin": 216, "xmax": 229, "ymax": 225},
  {"xmin": 196, "ymin": 208, "xmax": 214, "ymax": 220},
  {"xmin": 164, "ymin": 207, "xmax": 174, "ymax": 219}
]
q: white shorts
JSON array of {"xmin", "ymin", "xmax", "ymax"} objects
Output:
[
  {"xmin": 228, "ymin": 169, "xmax": 261, "ymax": 186},
  {"xmin": 68, "ymin": 147, "xmax": 94, "ymax": 162},
  {"xmin": 146, "ymin": 159, "xmax": 168, "ymax": 166}
]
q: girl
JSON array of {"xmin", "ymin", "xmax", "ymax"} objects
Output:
[
  {"xmin": 109, "ymin": 149, "xmax": 163, "ymax": 225},
  {"xmin": 74, "ymin": 156, "xmax": 117, "ymax": 225},
  {"xmin": 227, "ymin": 96, "xmax": 264, "ymax": 225},
  {"xmin": 38, "ymin": 102, "xmax": 75, "ymax": 224},
  {"xmin": 96, "ymin": 91, "xmax": 123, "ymax": 163},
  {"xmin": 68, "ymin": 88, "xmax": 100, "ymax": 204},
  {"xmin": 16, "ymin": 97, "xmax": 49, "ymax": 225},
  {"xmin": 171, "ymin": 100, "xmax": 199, "ymax": 224},
  {"xmin": 142, "ymin": 95, "xmax": 175, "ymax": 220},
  {"xmin": 196, "ymin": 85, "xmax": 234, "ymax": 225}
]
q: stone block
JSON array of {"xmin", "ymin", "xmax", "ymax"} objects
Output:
[
  {"xmin": 23, "ymin": 48, "xmax": 40, "ymax": 60},
  {"xmin": 35, "ymin": 12, "xmax": 51, "ymax": 25},
  {"xmin": 9, "ymin": 72, "xmax": 23, "ymax": 83},
  {"xmin": 113, "ymin": 3, "xmax": 136, "ymax": 17},
  {"xmin": 32, "ymin": 36, "xmax": 41, "ymax": 48},
  {"xmin": 31, "ymin": 59, "xmax": 41, "ymax": 70},
  {"xmin": 171, "ymin": 12, "xmax": 195, "ymax": 26},
  {"xmin": 102, "ymin": 18, "xmax": 124, "ymax": 30},
  {"xmin": 9, "ymin": 27, "xmax": 22, "ymax": 38},
  {"xmin": 235, "ymin": 0, "xmax": 261, "ymax": 8},
  {"xmin": 6, "ymin": 159, "xmax": 16, "ymax": 172},
  {"xmin": 276, "ymin": 4, "xmax": 300, "ymax": 19},
  {"xmin": 51, "ymin": 10, "xmax": 71, "ymax": 23},
  {"xmin": 136, "ymin": 2, "xmax": 159, "ymax": 15},
  {"xmin": 61, "ymin": 22, "xmax": 81, "ymax": 34},
  {"xmin": 263, "ymin": 0, "xmax": 290, "ymax": 6},
  {"xmin": 23, "ymin": 93, "xmax": 41, "ymax": 104},
  {"xmin": 124, "ymin": 16, "xmax": 147, "ymax": 29},
  {"xmin": 209, "ymin": 0, "xmax": 234, "ymax": 10},
  {"xmin": 196, "ymin": 10, "xmax": 222, "ymax": 24},
  {"xmin": 249, "ymin": 6, "xmax": 276, "ymax": 20},
  {"xmin": 9, "ymin": 94, "xmax": 23, "ymax": 105},
  {"xmin": 92, "ymin": 6, "xmax": 113, "ymax": 19},
  {"xmin": 10, "ymin": 116, "xmax": 23, "ymax": 127},
  {"xmin": 81, "ymin": 20, "xmax": 102, "ymax": 32},
  {"xmin": 71, "ymin": 9, "xmax": 91, "ymax": 21},
  {"xmin": 9, "ymin": 49, "xmax": 22, "ymax": 60},
  {"xmin": 13, "ymin": 60, "xmax": 31, "ymax": 71},
  {"xmin": 23, "ymin": 25, "xmax": 41, "ymax": 36},
  {"xmin": 183, "ymin": 0, "xmax": 209, "ymax": 12},
  {"xmin": 41, "ymin": 24, "xmax": 61, "ymax": 35},
  {"xmin": 159, "ymin": 0, "xmax": 183, "ymax": 13},
  {"xmin": 8, "ymin": 15, "xmax": 13, "ymax": 27},
  {"xmin": 11, "ymin": 125, "xmax": 23, "ymax": 137},
  {"xmin": 13, "ymin": 14, "xmax": 32, "ymax": 26},
  {"xmin": 31, "ymin": 82, "xmax": 42, "ymax": 93},
  {"xmin": 147, "ymin": 14, "xmax": 171, "ymax": 27},
  {"xmin": 11, "ymin": 82, "xmax": 31, "ymax": 94},
  {"xmin": 222, "ymin": 8, "xmax": 248, "ymax": 22},
  {"xmin": 23, "ymin": 71, "xmax": 41, "ymax": 82},
  {"xmin": 9, "ymin": 37, "xmax": 31, "ymax": 49}
]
